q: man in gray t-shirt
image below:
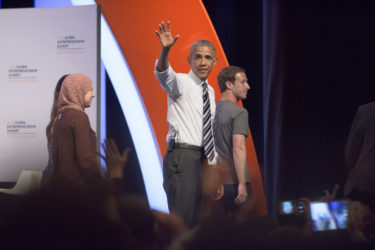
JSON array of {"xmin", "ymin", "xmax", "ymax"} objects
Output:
[{"xmin": 214, "ymin": 66, "xmax": 251, "ymax": 215}]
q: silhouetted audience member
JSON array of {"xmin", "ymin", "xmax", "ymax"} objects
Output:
[
  {"xmin": 152, "ymin": 209, "xmax": 187, "ymax": 250},
  {"xmin": 345, "ymin": 102, "xmax": 375, "ymax": 208},
  {"xmin": 116, "ymin": 195, "xmax": 157, "ymax": 250},
  {"xmin": 169, "ymin": 214, "xmax": 278, "ymax": 250},
  {"xmin": 1, "ymin": 179, "xmax": 374, "ymax": 249},
  {"xmin": 0, "ymin": 184, "xmax": 136, "ymax": 250},
  {"xmin": 264, "ymin": 226, "xmax": 314, "ymax": 250}
]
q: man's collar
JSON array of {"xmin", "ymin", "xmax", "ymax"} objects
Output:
[{"xmin": 188, "ymin": 70, "xmax": 207, "ymax": 86}]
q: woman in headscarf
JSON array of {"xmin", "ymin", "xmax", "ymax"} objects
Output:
[{"xmin": 50, "ymin": 73, "xmax": 100, "ymax": 189}]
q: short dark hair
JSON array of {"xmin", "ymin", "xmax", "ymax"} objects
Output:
[
  {"xmin": 217, "ymin": 66, "xmax": 245, "ymax": 93},
  {"xmin": 190, "ymin": 40, "xmax": 216, "ymax": 57}
]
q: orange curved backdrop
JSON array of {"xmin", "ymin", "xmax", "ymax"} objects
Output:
[{"xmin": 96, "ymin": 0, "xmax": 267, "ymax": 215}]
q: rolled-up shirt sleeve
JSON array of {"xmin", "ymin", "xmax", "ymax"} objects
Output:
[{"xmin": 154, "ymin": 61, "xmax": 182, "ymax": 98}]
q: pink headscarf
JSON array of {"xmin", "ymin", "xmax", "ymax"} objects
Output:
[{"xmin": 58, "ymin": 73, "xmax": 93, "ymax": 113}]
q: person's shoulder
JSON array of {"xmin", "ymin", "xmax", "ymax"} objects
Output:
[
  {"xmin": 237, "ymin": 105, "xmax": 248, "ymax": 118},
  {"xmin": 230, "ymin": 103, "xmax": 248, "ymax": 119},
  {"xmin": 358, "ymin": 102, "xmax": 375, "ymax": 113},
  {"xmin": 64, "ymin": 109, "xmax": 89, "ymax": 122},
  {"xmin": 237, "ymin": 104, "xmax": 247, "ymax": 112},
  {"xmin": 227, "ymin": 100, "xmax": 246, "ymax": 112},
  {"xmin": 176, "ymin": 72, "xmax": 190, "ymax": 79},
  {"xmin": 218, "ymin": 100, "xmax": 247, "ymax": 113},
  {"xmin": 65, "ymin": 108, "xmax": 86, "ymax": 115}
]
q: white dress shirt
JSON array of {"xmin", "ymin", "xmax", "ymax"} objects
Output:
[{"xmin": 154, "ymin": 63, "xmax": 217, "ymax": 164}]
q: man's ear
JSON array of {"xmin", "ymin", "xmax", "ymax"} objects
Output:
[
  {"xmin": 187, "ymin": 55, "xmax": 191, "ymax": 66},
  {"xmin": 213, "ymin": 57, "xmax": 217, "ymax": 67},
  {"xmin": 225, "ymin": 81, "xmax": 233, "ymax": 90}
]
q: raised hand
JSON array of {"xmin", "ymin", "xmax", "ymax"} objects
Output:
[
  {"xmin": 99, "ymin": 139, "xmax": 131, "ymax": 178},
  {"xmin": 155, "ymin": 21, "xmax": 179, "ymax": 49},
  {"xmin": 320, "ymin": 184, "xmax": 339, "ymax": 202}
]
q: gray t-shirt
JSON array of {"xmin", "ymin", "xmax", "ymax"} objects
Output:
[{"xmin": 214, "ymin": 100, "xmax": 251, "ymax": 184}]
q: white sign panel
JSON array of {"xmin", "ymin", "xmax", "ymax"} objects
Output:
[{"xmin": 0, "ymin": 5, "xmax": 99, "ymax": 181}]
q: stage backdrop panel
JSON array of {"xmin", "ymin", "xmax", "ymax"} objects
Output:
[
  {"xmin": 0, "ymin": 5, "xmax": 100, "ymax": 182},
  {"xmin": 96, "ymin": 0, "xmax": 267, "ymax": 215}
]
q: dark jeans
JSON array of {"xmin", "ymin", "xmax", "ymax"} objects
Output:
[{"xmin": 163, "ymin": 144, "xmax": 205, "ymax": 227}]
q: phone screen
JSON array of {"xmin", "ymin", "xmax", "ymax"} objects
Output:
[
  {"xmin": 280, "ymin": 201, "xmax": 294, "ymax": 214},
  {"xmin": 310, "ymin": 200, "xmax": 348, "ymax": 231}
]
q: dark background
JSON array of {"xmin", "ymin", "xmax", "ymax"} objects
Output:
[
  {"xmin": 206, "ymin": 0, "xmax": 375, "ymax": 214},
  {"xmin": 3, "ymin": 0, "xmax": 375, "ymax": 214},
  {"xmin": 261, "ymin": 0, "xmax": 375, "ymax": 214}
]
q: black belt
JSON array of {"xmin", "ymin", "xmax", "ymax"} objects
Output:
[{"xmin": 168, "ymin": 139, "xmax": 204, "ymax": 152}]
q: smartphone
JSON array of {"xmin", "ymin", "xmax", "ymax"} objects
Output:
[
  {"xmin": 309, "ymin": 200, "xmax": 348, "ymax": 232},
  {"xmin": 279, "ymin": 200, "xmax": 294, "ymax": 214}
]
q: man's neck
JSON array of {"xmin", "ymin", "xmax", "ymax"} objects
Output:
[{"xmin": 220, "ymin": 91, "xmax": 237, "ymax": 103}]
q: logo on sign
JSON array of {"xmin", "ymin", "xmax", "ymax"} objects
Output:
[
  {"xmin": 8, "ymin": 65, "xmax": 38, "ymax": 83},
  {"xmin": 57, "ymin": 35, "xmax": 85, "ymax": 54},
  {"xmin": 7, "ymin": 120, "xmax": 37, "ymax": 138}
]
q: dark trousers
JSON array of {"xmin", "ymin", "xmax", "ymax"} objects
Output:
[
  {"xmin": 214, "ymin": 183, "xmax": 252, "ymax": 217},
  {"xmin": 163, "ymin": 145, "xmax": 204, "ymax": 227}
]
